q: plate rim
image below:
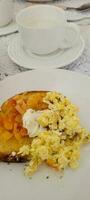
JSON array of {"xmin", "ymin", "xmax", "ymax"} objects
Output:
[
  {"xmin": 0, "ymin": 20, "xmax": 18, "ymax": 36},
  {"xmin": 0, "ymin": 68, "xmax": 90, "ymax": 86}
]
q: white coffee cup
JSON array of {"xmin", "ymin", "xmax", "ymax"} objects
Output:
[
  {"xmin": 16, "ymin": 5, "xmax": 80, "ymax": 55},
  {"xmin": 0, "ymin": 0, "xmax": 14, "ymax": 27}
]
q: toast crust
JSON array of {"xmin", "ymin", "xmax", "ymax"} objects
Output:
[{"xmin": 0, "ymin": 91, "xmax": 48, "ymax": 162}]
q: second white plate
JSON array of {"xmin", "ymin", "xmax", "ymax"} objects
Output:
[
  {"xmin": 0, "ymin": 20, "xmax": 18, "ymax": 36},
  {"xmin": 8, "ymin": 35, "xmax": 85, "ymax": 69}
]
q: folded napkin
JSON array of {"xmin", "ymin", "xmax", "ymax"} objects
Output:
[
  {"xmin": 66, "ymin": 9, "xmax": 90, "ymax": 20},
  {"xmin": 65, "ymin": 10, "xmax": 90, "ymax": 25}
]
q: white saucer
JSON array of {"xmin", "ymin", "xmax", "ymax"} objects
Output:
[
  {"xmin": 0, "ymin": 20, "xmax": 18, "ymax": 36},
  {"xmin": 8, "ymin": 35, "xmax": 85, "ymax": 70}
]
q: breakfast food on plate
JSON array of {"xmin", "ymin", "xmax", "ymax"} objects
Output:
[{"xmin": 0, "ymin": 91, "xmax": 90, "ymax": 176}]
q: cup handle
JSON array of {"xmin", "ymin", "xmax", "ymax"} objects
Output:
[{"xmin": 60, "ymin": 23, "xmax": 80, "ymax": 49}]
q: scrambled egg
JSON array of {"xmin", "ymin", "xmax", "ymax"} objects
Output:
[{"xmin": 18, "ymin": 92, "xmax": 90, "ymax": 176}]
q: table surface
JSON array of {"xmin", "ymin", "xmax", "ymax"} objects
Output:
[{"xmin": 0, "ymin": 0, "xmax": 90, "ymax": 81}]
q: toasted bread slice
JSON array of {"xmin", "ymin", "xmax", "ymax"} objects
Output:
[{"xmin": 0, "ymin": 91, "xmax": 48, "ymax": 162}]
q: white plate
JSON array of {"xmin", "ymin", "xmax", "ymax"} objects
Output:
[
  {"xmin": 0, "ymin": 69, "xmax": 90, "ymax": 200},
  {"xmin": 0, "ymin": 20, "xmax": 18, "ymax": 36},
  {"xmin": 8, "ymin": 35, "xmax": 85, "ymax": 69}
]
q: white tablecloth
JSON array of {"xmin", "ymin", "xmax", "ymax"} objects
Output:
[{"xmin": 0, "ymin": 0, "xmax": 90, "ymax": 80}]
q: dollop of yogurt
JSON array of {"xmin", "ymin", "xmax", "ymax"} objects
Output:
[{"xmin": 23, "ymin": 109, "xmax": 46, "ymax": 137}]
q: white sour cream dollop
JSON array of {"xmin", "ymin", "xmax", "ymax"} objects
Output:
[{"xmin": 23, "ymin": 109, "xmax": 45, "ymax": 137}]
